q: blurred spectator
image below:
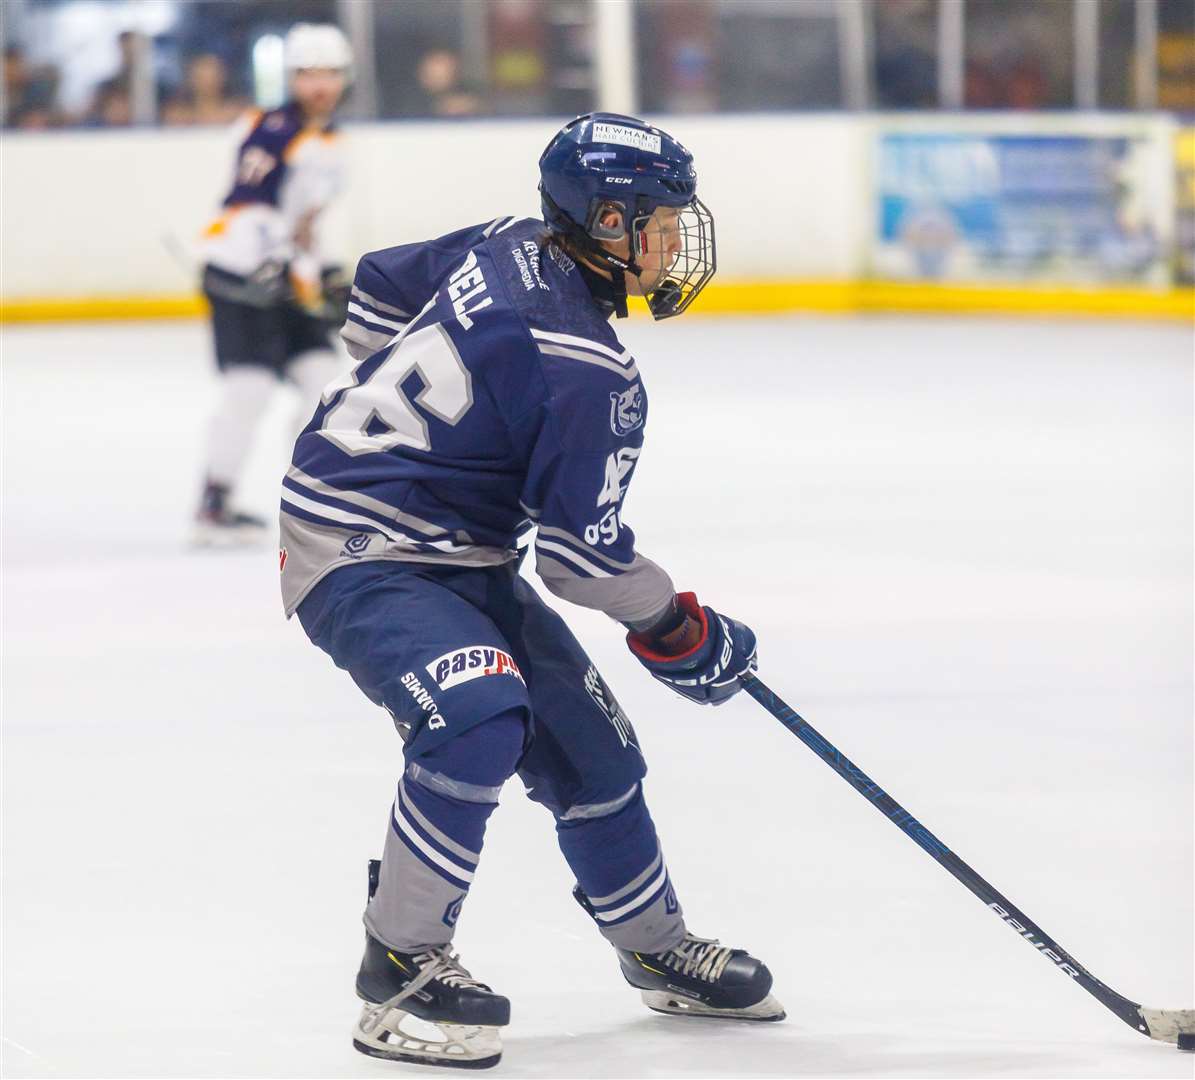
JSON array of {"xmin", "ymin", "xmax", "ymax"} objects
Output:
[
  {"xmin": 84, "ymin": 29, "xmax": 173, "ymax": 126},
  {"xmin": 1158, "ymin": 35, "xmax": 1195, "ymax": 111},
  {"xmin": 965, "ymin": 0, "xmax": 1070, "ymax": 108},
  {"xmin": 4, "ymin": 45, "xmax": 64, "ymax": 129},
  {"xmin": 162, "ymin": 53, "xmax": 248, "ymax": 126},
  {"xmin": 637, "ymin": 0, "xmax": 717, "ymax": 113},
  {"xmin": 87, "ymin": 82, "xmax": 133, "ymax": 127},
  {"xmin": 4, "ymin": 45, "xmax": 31, "ymax": 123},
  {"xmin": 488, "ymin": 0, "xmax": 549, "ymax": 113},
  {"xmin": 95, "ymin": 30, "xmax": 139, "ymax": 99},
  {"xmin": 966, "ymin": 52, "xmax": 1048, "ymax": 110},
  {"xmin": 874, "ymin": 0, "xmax": 937, "ymax": 109},
  {"xmin": 415, "ymin": 48, "xmax": 481, "ymax": 116}
]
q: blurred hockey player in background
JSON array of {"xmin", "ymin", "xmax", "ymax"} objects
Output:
[
  {"xmin": 281, "ymin": 114, "xmax": 781, "ymax": 1068},
  {"xmin": 193, "ymin": 23, "xmax": 352, "ymax": 545}
]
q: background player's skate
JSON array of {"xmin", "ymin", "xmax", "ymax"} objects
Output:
[{"xmin": 193, "ymin": 475, "xmax": 269, "ymax": 546}]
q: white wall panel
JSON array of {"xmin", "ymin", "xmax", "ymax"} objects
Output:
[
  {"xmin": 1, "ymin": 113, "xmax": 1174, "ymax": 299},
  {"xmin": 0, "ymin": 116, "xmax": 868, "ymax": 297}
]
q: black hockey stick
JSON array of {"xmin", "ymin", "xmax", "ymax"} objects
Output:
[{"xmin": 740, "ymin": 672, "xmax": 1194, "ymax": 1049}]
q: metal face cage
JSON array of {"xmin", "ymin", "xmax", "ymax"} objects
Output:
[{"xmin": 633, "ymin": 198, "xmax": 716, "ymax": 319}]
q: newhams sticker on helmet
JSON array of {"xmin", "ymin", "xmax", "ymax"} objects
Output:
[{"xmin": 592, "ymin": 122, "xmax": 662, "ymax": 155}]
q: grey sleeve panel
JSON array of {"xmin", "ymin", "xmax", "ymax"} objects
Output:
[
  {"xmin": 340, "ymin": 319, "xmax": 396, "ymax": 361},
  {"xmin": 535, "ymin": 547, "xmax": 675, "ymax": 629}
]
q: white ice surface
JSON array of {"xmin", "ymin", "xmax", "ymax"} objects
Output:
[{"xmin": 2, "ymin": 315, "xmax": 1192, "ymax": 1079}]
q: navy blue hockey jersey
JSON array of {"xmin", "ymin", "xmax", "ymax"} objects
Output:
[{"xmin": 279, "ymin": 216, "xmax": 675, "ymax": 629}]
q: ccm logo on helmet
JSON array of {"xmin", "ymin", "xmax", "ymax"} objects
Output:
[{"xmin": 427, "ymin": 646, "xmax": 525, "ymax": 691}]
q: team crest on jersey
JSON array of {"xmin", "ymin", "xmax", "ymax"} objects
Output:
[
  {"xmin": 583, "ymin": 665, "xmax": 639, "ymax": 751},
  {"xmin": 427, "ymin": 646, "xmax": 525, "ymax": 692},
  {"xmin": 609, "ymin": 383, "xmax": 644, "ymax": 436},
  {"xmin": 341, "ymin": 532, "xmax": 371, "ymax": 558}
]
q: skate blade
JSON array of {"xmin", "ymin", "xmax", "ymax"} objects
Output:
[
  {"xmin": 353, "ymin": 1005, "xmax": 503, "ymax": 1070},
  {"xmin": 641, "ymin": 989, "xmax": 786, "ymax": 1022}
]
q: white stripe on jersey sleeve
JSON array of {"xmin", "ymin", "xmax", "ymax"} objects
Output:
[
  {"xmin": 482, "ymin": 216, "xmax": 514, "ymax": 238},
  {"xmin": 346, "ymin": 301, "xmax": 407, "ymax": 332},
  {"xmin": 534, "ymin": 538, "xmax": 614, "ymax": 579},
  {"xmin": 529, "ymin": 328, "xmax": 631, "ymax": 365},
  {"xmin": 351, "ymin": 285, "xmax": 410, "ymax": 318},
  {"xmin": 535, "ymin": 525, "xmax": 636, "ymax": 570},
  {"xmin": 536, "ymin": 344, "xmax": 639, "ymax": 382}
]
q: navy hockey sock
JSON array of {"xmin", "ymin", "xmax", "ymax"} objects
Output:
[
  {"xmin": 366, "ymin": 709, "xmax": 525, "ymax": 950},
  {"xmin": 557, "ymin": 784, "xmax": 685, "ymax": 954}
]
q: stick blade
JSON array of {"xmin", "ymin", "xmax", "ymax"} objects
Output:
[{"xmin": 1138, "ymin": 1007, "xmax": 1195, "ymax": 1044}]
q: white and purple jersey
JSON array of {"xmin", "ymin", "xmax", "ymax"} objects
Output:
[
  {"xmin": 202, "ymin": 102, "xmax": 344, "ymax": 294},
  {"xmin": 279, "ymin": 217, "xmax": 675, "ymax": 628}
]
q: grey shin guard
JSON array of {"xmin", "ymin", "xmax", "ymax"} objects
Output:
[{"xmin": 365, "ymin": 772, "xmax": 492, "ymax": 950}]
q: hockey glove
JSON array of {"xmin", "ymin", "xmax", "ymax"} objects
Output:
[
  {"xmin": 318, "ymin": 265, "xmax": 352, "ymax": 326},
  {"xmin": 627, "ymin": 592, "xmax": 757, "ymax": 706},
  {"xmin": 245, "ymin": 259, "xmax": 292, "ymax": 307}
]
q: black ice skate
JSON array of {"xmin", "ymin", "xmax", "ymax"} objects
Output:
[
  {"xmin": 192, "ymin": 481, "xmax": 268, "ymax": 547},
  {"xmin": 353, "ymin": 932, "xmax": 510, "ymax": 1070},
  {"xmin": 617, "ymin": 933, "xmax": 786, "ymax": 1022}
]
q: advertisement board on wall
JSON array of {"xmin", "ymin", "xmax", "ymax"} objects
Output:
[
  {"xmin": 1175, "ymin": 128, "xmax": 1195, "ymax": 286},
  {"xmin": 873, "ymin": 127, "xmax": 1172, "ymax": 286}
]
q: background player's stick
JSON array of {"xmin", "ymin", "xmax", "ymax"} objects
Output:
[
  {"xmin": 739, "ymin": 672, "xmax": 1194, "ymax": 1050},
  {"xmin": 161, "ymin": 230, "xmax": 199, "ymax": 275}
]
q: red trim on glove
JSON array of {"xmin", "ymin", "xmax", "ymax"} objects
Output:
[{"xmin": 627, "ymin": 591, "xmax": 709, "ymax": 662}]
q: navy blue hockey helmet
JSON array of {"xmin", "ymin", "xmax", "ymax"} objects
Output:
[{"xmin": 538, "ymin": 113, "xmax": 715, "ymax": 319}]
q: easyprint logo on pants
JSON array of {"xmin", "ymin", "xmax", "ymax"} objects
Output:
[{"xmin": 427, "ymin": 646, "xmax": 525, "ymax": 691}]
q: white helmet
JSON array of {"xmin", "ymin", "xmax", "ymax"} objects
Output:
[{"xmin": 284, "ymin": 23, "xmax": 353, "ymax": 73}]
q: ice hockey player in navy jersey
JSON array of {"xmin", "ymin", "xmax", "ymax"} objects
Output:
[
  {"xmin": 193, "ymin": 23, "xmax": 352, "ymax": 545},
  {"xmin": 282, "ymin": 113, "xmax": 781, "ymax": 1069}
]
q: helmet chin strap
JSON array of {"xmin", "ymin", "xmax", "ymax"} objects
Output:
[
  {"xmin": 574, "ymin": 258, "xmax": 630, "ymax": 319},
  {"xmin": 541, "ymin": 188, "xmax": 646, "ymax": 319},
  {"xmin": 589, "ymin": 246, "xmax": 642, "ymax": 321},
  {"xmin": 575, "ymin": 237, "xmax": 679, "ymax": 319}
]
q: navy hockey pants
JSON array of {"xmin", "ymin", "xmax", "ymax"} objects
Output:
[{"xmin": 297, "ymin": 559, "xmax": 685, "ymax": 953}]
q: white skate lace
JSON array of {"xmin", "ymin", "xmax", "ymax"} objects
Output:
[
  {"xmin": 661, "ymin": 935, "xmax": 734, "ymax": 983},
  {"xmin": 358, "ymin": 946, "xmax": 488, "ymax": 1035}
]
